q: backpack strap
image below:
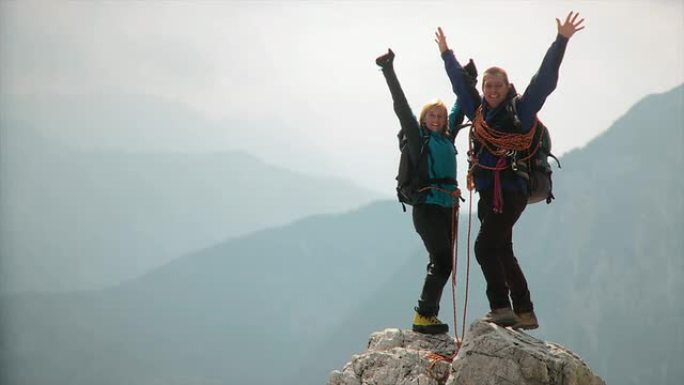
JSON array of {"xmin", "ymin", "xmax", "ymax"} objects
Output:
[{"xmin": 549, "ymin": 153, "xmax": 561, "ymax": 168}]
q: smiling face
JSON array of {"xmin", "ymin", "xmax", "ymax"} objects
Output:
[
  {"xmin": 419, "ymin": 100, "xmax": 448, "ymax": 133},
  {"xmin": 482, "ymin": 67, "xmax": 510, "ymax": 109},
  {"xmin": 424, "ymin": 106, "xmax": 447, "ymax": 133}
]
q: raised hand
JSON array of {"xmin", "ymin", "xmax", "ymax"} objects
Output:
[
  {"xmin": 376, "ymin": 48, "xmax": 395, "ymax": 68},
  {"xmin": 557, "ymin": 11, "xmax": 585, "ymax": 39},
  {"xmin": 434, "ymin": 27, "xmax": 449, "ymax": 53}
]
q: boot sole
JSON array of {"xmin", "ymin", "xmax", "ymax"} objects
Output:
[
  {"xmin": 485, "ymin": 320, "xmax": 518, "ymax": 327},
  {"xmin": 412, "ymin": 324, "xmax": 449, "ymax": 334},
  {"xmin": 513, "ymin": 323, "xmax": 539, "ymax": 330},
  {"xmin": 482, "ymin": 317, "xmax": 519, "ymax": 327}
]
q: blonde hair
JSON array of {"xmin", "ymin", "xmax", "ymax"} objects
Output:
[
  {"xmin": 418, "ymin": 99, "xmax": 448, "ymax": 134},
  {"xmin": 482, "ymin": 66, "xmax": 510, "ymax": 87}
]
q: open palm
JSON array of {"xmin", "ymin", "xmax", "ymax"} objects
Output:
[{"xmin": 557, "ymin": 11, "xmax": 585, "ymax": 38}]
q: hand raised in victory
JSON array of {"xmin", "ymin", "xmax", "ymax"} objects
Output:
[
  {"xmin": 557, "ymin": 11, "xmax": 585, "ymax": 39},
  {"xmin": 434, "ymin": 27, "xmax": 449, "ymax": 54}
]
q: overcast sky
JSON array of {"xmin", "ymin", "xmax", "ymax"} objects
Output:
[{"xmin": 1, "ymin": 0, "xmax": 682, "ymax": 194}]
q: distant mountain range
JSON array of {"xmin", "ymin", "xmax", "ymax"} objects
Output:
[
  {"xmin": 0, "ymin": 201, "xmax": 422, "ymax": 385},
  {"xmin": 1, "ymin": 84, "xmax": 682, "ymax": 385},
  {"xmin": 0, "ymin": 101, "xmax": 381, "ymax": 293},
  {"xmin": 303, "ymin": 84, "xmax": 684, "ymax": 385}
]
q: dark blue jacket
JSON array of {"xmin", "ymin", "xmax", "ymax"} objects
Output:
[{"xmin": 441, "ymin": 34, "xmax": 568, "ymax": 192}]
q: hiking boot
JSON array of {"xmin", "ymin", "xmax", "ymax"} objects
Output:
[
  {"xmin": 482, "ymin": 307, "xmax": 520, "ymax": 327},
  {"xmin": 375, "ymin": 48, "xmax": 395, "ymax": 68},
  {"xmin": 513, "ymin": 311, "xmax": 539, "ymax": 330},
  {"xmin": 412, "ymin": 312, "xmax": 449, "ymax": 335}
]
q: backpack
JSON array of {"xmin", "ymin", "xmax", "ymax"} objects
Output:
[
  {"xmin": 395, "ymin": 129, "xmax": 431, "ymax": 211},
  {"xmin": 395, "ymin": 116, "xmax": 467, "ymax": 211},
  {"xmin": 512, "ymin": 117, "xmax": 561, "ymax": 204},
  {"xmin": 502, "ymin": 96, "xmax": 561, "ymax": 204},
  {"xmin": 394, "ymin": 59, "xmax": 477, "ymax": 211}
]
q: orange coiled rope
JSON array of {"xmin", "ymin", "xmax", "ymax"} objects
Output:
[
  {"xmin": 467, "ymin": 105, "xmax": 543, "ymax": 193},
  {"xmin": 471, "ymin": 105, "xmax": 537, "ymax": 156}
]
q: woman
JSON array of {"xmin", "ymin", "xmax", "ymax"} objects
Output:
[
  {"xmin": 376, "ymin": 48, "xmax": 464, "ymax": 335},
  {"xmin": 434, "ymin": 12, "xmax": 585, "ymax": 329}
]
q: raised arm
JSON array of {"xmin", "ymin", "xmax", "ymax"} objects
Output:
[
  {"xmin": 517, "ymin": 11, "xmax": 585, "ymax": 126},
  {"xmin": 448, "ymin": 58, "xmax": 479, "ymax": 140},
  {"xmin": 376, "ymin": 49, "xmax": 422, "ymax": 162},
  {"xmin": 448, "ymin": 101, "xmax": 464, "ymax": 140},
  {"xmin": 436, "ymin": 27, "xmax": 480, "ymax": 120}
]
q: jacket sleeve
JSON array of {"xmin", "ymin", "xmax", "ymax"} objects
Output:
[
  {"xmin": 380, "ymin": 65, "xmax": 422, "ymax": 162},
  {"xmin": 448, "ymin": 100, "xmax": 466, "ymax": 143},
  {"xmin": 517, "ymin": 34, "xmax": 569, "ymax": 129},
  {"xmin": 441, "ymin": 50, "xmax": 481, "ymax": 121}
]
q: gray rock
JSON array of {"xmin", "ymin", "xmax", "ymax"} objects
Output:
[
  {"xmin": 448, "ymin": 321, "xmax": 605, "ymax": 385},
  {"xmin": 329, "ymin": 322, "xmax": 605, "ymax": 385},
  {"xmin": 327, "ymin": 328, "xmax": 457, "ymax": 385}
]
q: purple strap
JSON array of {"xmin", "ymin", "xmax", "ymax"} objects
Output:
[{"xmin": 492, "ymin": 158, "xmax": 506, "ymax": 214}]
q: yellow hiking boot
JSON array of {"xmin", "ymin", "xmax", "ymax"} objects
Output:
[{"xmin": 412, "ymin": 312, "xmax": 449, "ymax": 335}]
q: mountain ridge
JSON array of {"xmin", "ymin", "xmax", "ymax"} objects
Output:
[
  {"xmin": 1, "ymin": 84, "xmax": 682, "ymax": 385},
  {"xmin": 0, "ymin": 116, "xmax": 381, "ymax": 293}
]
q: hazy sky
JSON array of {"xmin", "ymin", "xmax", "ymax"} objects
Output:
[{"xmin": 1, "ymin": 0, "xmax": 682, "ymax": 194}]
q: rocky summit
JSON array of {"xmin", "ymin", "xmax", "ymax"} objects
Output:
[{"xmin": 328, "ymin": 321, "xmax": 605, "ymax": 385}]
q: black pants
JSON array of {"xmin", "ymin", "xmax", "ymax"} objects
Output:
[
  {"xmin": 412, "ymin": 204, "xmax": 455, "ymax": 317},
  {"xmin": 475, "ymin": 189, "xmax": 534, "ymax": 313}
]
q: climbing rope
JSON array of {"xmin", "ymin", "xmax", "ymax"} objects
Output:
[
  {"xmin": 468, "ymin": 107, "xmax": 547, "ymax": 212},
  {"xmin": 422, "ymin": 107, "xmax": 547, "ymax": 376},
  {"xmin": 471, "ymin": 105, "xmax": 537, "ymax": 155},
  {"xmin": 416, "ymin": 185, "xmax": 466, "ymax": 344},
  {"xmin": 424, "ymin": 189, "xmax": 475, "ymax": 379},
  {"xmin": 467, "ymin": 105, "xmax": 546, "ymax": 175},
  {"xmin": 462, "ymin": 186, "xmax": 474, "ymax": 344},
  {"xmin": 417, "ymin": 175, "xmax": 473, "ymax": 373},
  {"xmin": 449, "ymin": 196, "xmax": 460, "ymax": 345},
  {"xmin": 426, "ymin": 352, "xmax": 452, "ymax": 383}
]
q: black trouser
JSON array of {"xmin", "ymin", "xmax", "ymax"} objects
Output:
[
  {"xmin": 412, "ymin": 204, "xmax": 455, "ymax": 317},
  {"xmin": 475, "ymin": 189, "xmax": 534, "ymax": 313}
]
